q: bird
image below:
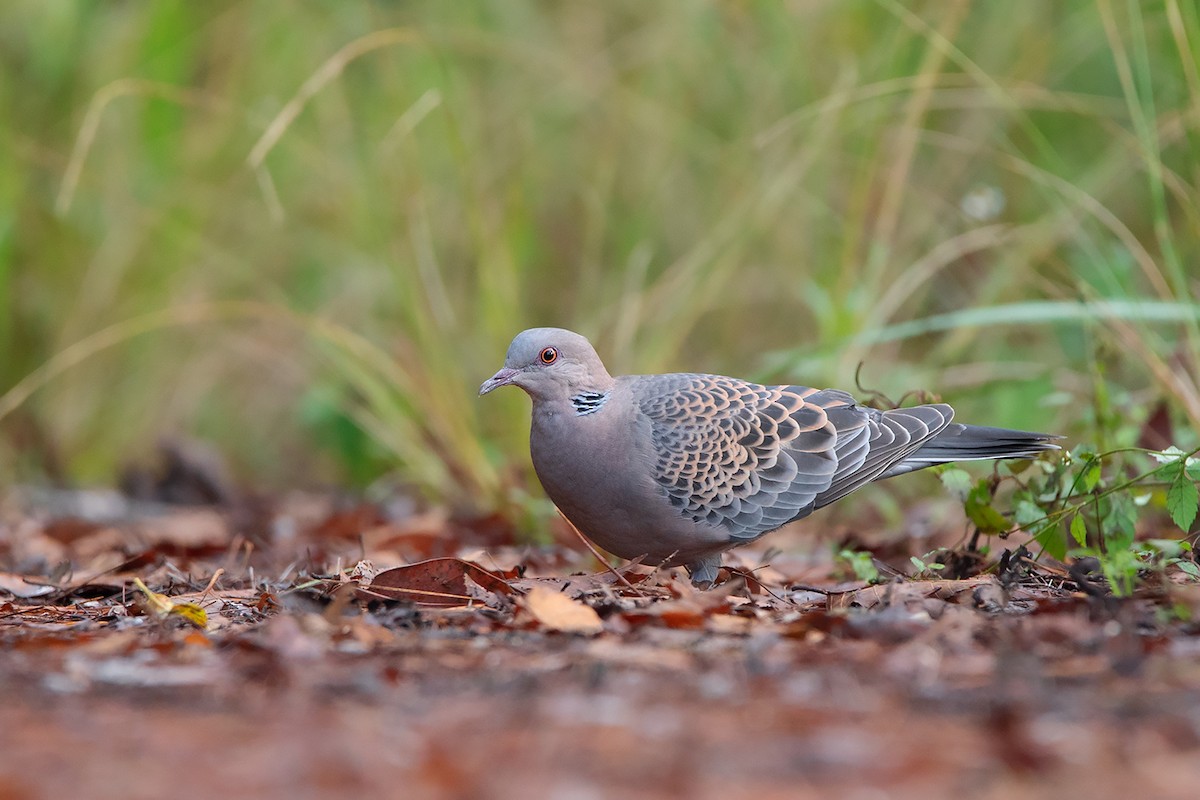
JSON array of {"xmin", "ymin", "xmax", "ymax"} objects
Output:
[{"xmin": 480, "ymin": 327, "xmax": 1060, "ymax": 584}]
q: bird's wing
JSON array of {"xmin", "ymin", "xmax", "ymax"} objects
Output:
[
  {"xmin": 811, "ymin": 403, "xmax": 955, "ymax": 509},
  {"xmin": 634, "ymin": 374, "xmax": 953, "ymax": 541}
]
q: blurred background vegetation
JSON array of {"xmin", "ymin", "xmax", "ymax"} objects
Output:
[{"xmin": 1, "ymin": 1, "xmax": 1198, "ymax": 531}]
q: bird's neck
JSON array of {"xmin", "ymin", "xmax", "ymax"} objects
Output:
[{"xmin": 530, "ymin": 385, "xmax": 613, "ymax": 422}]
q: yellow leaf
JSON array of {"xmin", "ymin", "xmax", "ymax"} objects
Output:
[
  {"xmin": 168, "ymin": 601, "xmax": 208, "ymax": 629},
  {"xmin": 132, "ymin": 578, "xmax": 208, "ymax": 629}
]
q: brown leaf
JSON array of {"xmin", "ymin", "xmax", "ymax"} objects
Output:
[
  {"xmin": 40, "ymin": 517, "xmax": 105, "ymax": 545},
  {"xmin": 654, "ymin": 600, "xmax": 708, "ymax": 629},
  {"xmin": 358, "ymin": 558, "xmax": 513, "ymax": 607},
  {"xmin": 462, "ymin": 574, "xmax": 510, "ymax": 611},
  {"xmin": 523, "ymin": 586, "xmax": 603, "ymax": 634}
]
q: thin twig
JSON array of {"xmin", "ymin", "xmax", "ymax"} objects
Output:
[
  {"xmin": 557, "ymin": 509, "xmax": 646, "ymax": 595},
  {"xmin": 727, "ymin": 566, "xmax": 791, "ymax": 605},
  {"xmin": 198, "ymin": 569, "xmax": 225, "ymax": 604}
]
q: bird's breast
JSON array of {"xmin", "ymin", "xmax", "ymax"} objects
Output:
[
  {"xmin": 529, "ymin": 404, "xmax": 631, "ymax": 501},
  {"xmin": 527, "ymin": 399, "xmax": 736, "ymax": 562},
  {"xmin": 529, "ymin": 402, "xmax": 650, "ymax": 542}
]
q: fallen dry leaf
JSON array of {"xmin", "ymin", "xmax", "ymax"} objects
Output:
[
  {"xmin": 131, "ymin": 578, "xmax": 208, "ymax": 628},
  {"xmin": 358, "ymin": 558, "xmax": 513, "ymax": 607},
  {"xmin": 830, "ymin": 576, "xmax": 995, "ymax": 610},
  {"xmin": 0, "ymin": 573, "xmax": 56, "ymax": 599},
  {"xmin": 523, "ymin": 585, "xmax": 603, "ymax": 634}
]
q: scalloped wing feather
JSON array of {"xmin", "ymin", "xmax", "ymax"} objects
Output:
[
  {"xmin": 811, "ymin": 404, "xmax": 954, "ymax": 508},
  {"xmin": 634, "ymin": 375, "xmax": 955, "ymax": 542},
  {"xmin": 635, "ymin": 375, "xmax": 839, "ymax": 540}
]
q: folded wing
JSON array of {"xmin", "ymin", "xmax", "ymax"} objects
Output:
[{"xmin": 635, "ymin": 375, "xmax": 955, "ymax": 541}]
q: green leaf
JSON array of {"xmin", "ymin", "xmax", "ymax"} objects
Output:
[
  {"xmin": 1101, "ymin": 493, "xmax": 1138, "ymax": 551},
  {"xmin": 1161, "ymin": 459, "xmax": 1185, "ymax": 484},
  {"xmin": 1167, "ymin": 469, "xmax": 1199, "ymax": 533},
  {"xmin": 1079, "ymin": 460, "xmax": 1102, "ymax": 493},
  {"xmin": 1034, "ymin": 521, "xmax": 1067, "ymax": 561},
  {"xmin": 1177, "ymin": 561, "xmax": 1200, "ymax": 580},
  {"xmin": 938, "ymin": 468, "xmax": 972, "ymax": 502},
  {"xmin": 1101, "ymin": 548, "xmax": 1139, "ymax": 597},
  {"xmin": 1000, "ymin": 458, "xmax": 1034, "ymax": 476},
  {"xmin": 964, "ymin": 481, "xmax": 1011, "ymax": 533},
  {"xmin": 1146, "ymin": 538, "xmax": 1189, "ymax": 558},
  {"xmin": 1070, "ymin": 514, "xmax": 1087, "ymax": 546},
  {"xmin": 837, "ymin": 549, "xmax": 880, "ymax": 584},
  {"xmin": 908, "ymin": 556, "xmax": 944, "ymax": 576},
  {"xmin": 1013, "ymin": 498, "xmax": 1045, "ymax": 528},
  {"xmin": 1071, "ymin": 443, "xmax": 1097, "ymax": 461}
]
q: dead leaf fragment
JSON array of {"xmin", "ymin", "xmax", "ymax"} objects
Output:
[
  {"xmin": 359, "ymin": 558, "xmax": 513, "ymax": 607},
  {"xmin": 830, "ymin": 577, "xmax": 993, "ymax": 610},
  {"xmin": 524, "ymin": 586, "xmax": 603, "ymax": 634},
  {"xmin": 131, "ymin": 578, "xmax": 208, "ymax": 629},
  {"xmin": 0, "ymin": 574, "xmax": 56, "ymax": 599}
]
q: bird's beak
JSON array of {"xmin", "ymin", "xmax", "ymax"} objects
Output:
[{"xmin": 479, "ymin": 367, "xmax": 518, "ymax": 396}]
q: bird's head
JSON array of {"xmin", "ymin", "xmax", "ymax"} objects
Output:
[{"xmin": 479, "ymin": 328, "xmax": 613, "ymax": 402}]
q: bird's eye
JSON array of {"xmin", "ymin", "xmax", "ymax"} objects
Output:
[{"xmin": 539, "ymin": 347, "xmax": 558, "ymax": 365}]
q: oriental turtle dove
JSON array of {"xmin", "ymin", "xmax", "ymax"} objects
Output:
[{"xmin": 480, "ymin": 328, "xmax": 1059, "ymax": 584}]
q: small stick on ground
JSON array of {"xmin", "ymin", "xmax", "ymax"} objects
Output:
[{"xmin": 199, "ymin": 568, "xmax": 225, "ymax": 603}]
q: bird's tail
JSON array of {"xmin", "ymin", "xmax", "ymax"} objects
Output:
[{"xmin": 881, "ymin": 422, "xmax": 1061, "ymax": 478}]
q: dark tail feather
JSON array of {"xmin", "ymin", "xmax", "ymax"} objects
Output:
[{"xmin": 881, "ymin": 423, "xmax": 1061, "ymax": 478}]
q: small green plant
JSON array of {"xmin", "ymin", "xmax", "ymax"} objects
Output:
[
  {"xmin": 940, "ymin": 445, "xmax": 1200, "ymax": 598},
  {"xmin": 908, "ymin": 552, "xmax": 947, "ymax": 579},
  {"xmin": 835, "ymin": 548, "xmax": 882, "ymax": 584}
]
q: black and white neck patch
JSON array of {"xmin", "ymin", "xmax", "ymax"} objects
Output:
[{"xmin": 571, "ymin": 390, "xmax": 610, "ymax": 416}]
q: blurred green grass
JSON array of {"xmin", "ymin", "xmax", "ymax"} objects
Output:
[{"xmin": 1, "ymin": 1, "xmax": 1198, "ymax": 524}]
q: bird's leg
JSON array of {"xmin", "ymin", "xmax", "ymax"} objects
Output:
[{"xmin": 686, "ymin": 554, "xmax": 723, "ymax": 587}]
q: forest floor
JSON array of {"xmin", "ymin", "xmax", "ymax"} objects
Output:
[{"xmin": 3, "ymin": 474, "xmax": 1200, "ymax": 800}]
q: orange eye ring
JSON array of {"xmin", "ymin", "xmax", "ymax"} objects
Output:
[{"xmin": 539, "ymin": 347, "xmax": 558, "ymax": 365}]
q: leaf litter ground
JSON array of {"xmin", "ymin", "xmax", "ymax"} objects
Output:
[{"xmin": 3, "ymin": 485, "xmax": 1200, "ymax": 800}]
